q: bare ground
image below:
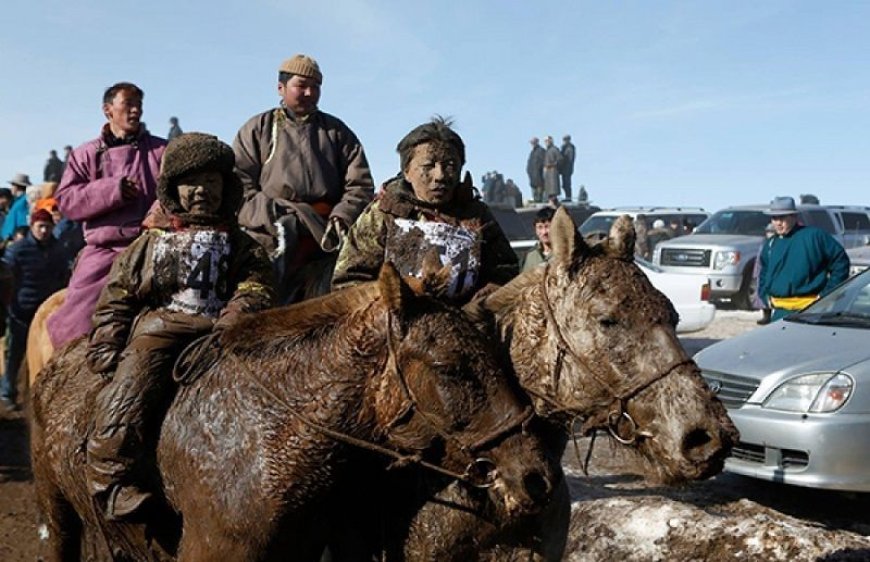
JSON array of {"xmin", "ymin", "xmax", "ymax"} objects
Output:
[{"xmin": 4, "ymin": 310, "xmax": 870, "ymax": 561}]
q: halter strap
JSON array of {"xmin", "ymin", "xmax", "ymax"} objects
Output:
[{"xmin": 536, "ymin": 263, "xmax": 693, "ymax": 443}]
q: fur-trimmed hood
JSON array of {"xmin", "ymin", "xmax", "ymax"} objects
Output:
[{"xmin": 157, "ymin": 132, "xmax": 243, "ymax": 226}]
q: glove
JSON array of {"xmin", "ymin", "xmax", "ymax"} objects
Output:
[{"xmin": 86, "ymin": 342, "xmax": 122, "ymax": 378}]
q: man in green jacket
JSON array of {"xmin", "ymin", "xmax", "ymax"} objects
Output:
[{"xmin": 758, "ymin": 196, "xmax": 850, "ymax": 321}]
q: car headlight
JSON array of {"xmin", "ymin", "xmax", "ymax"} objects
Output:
[
  {"xmin": 763, "ymin": 373, "xmax": 853, "ymax": 413},
  {"xmin": 713, "ymin": 250, "xmax": 740, "ymax": 270}
]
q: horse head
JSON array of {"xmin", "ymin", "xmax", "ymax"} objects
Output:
[
  {"xmin": 371, "ymin": 263, "xmax": 556, "ymax": 516},
  {"xmin": 479, "ymin": 209, "xmax": 738, "ymax": 483}
]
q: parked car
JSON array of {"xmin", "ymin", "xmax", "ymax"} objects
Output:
[
  {"xmin": 695, "ymin": 269, "xmax": 870, "ymax": 491},
  {"xmin": 489, "ymin": 206, "xmax": 715, "ymax": 333},
  {"xmin": 847, "ymin": 245, "xmax": 870, "ymax": 277},
  {"xmin": 653, "ymin": 204, "xmax": 870, "ymax": 309},
  {"xmin": 636, "ymin": 257, "xmax": 716, "ymax": 333},
  {"xmin": 579, "ymin": 207, "xmax": 710, "ymax": 240}
]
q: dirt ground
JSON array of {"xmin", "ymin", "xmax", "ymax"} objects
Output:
[{"xmin": 4, "ymin": 310, "xmax": 870, "ymax": 561}]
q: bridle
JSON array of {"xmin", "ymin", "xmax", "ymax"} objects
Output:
[
  {"xmin": 212, "ymin": 305, "xmax": 534, "ymax": 489},
  {"xmin": 533, "ymin": 263, "xmax": 694, "ymax": 446}
]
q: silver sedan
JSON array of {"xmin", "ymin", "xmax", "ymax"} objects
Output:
[{"xmin": 695, "ymin": 269, "xmax": 870, "ymax": 491}]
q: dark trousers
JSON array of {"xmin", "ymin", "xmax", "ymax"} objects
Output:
[
  {"xmin": 561, "ymin": 174, "xmax": 573, "ymax": 201},
  {"xmin": 1, "ymin": 315, "xmax": 29, "ymax": 402},
  {"xmin": 86, "ymin": 311, "xmax": 212, "ymax": 497}
]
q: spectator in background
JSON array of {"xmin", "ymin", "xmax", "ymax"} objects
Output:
[
  {"xmin": 522, "ymin": 207, "xmax": 555, "ymax": 272},
  {"xmin": 504, "ymin": 178, "xmax": 523, "ymax": 208},
  {"xmin": 62, "ymin": 145, "xmax": 73, "ymax": 170},
  {"xmin": 542, "ymin": 136, "xmax": 562, "ymax": 201},
  {"xmin": 526, "ymin": 137, "xmax": 545, "ymax": 203},
  {"xmin": 0, "ymin": 188, "xmax": 13, "ymax": 234},
  {"xmin": 759, "ymin": 196, "xmax": 850, "ymax": 321},
  {"xmin": 167, "ymin": 116, "xmax": 183, "ymax": 140},
  {"xmin": 44, "ymin": 150, "xmax": 65, "ymax": 182},
  {"xmin": 634, "ymin": 214, "xmax": 650, "ymax": 260},
  {"xmin": 559, "ymin": 134, "xmax": 575, "ymax": 201},
  {"xmin": 35, "ymin": 197, "xmax": 84, "ymax": 271},
  {"xmin": 578, "ymin": 184, "xmax": 589, "ymax": 204},
  {"xmin": 47, "ymin": 81, "xmax": 167, "ymax": 349},
  {"xmin": 647, "ymin": 218, "xmax": 674, "ymax": 256},
  {"xmin": 669, "ymin": 218, "xmax": 685, "ymax": 237},
  {"xmin": 0, "ymin": 209, "xmax": 68, "ymax": 411},
  {"xmin": 1, "ymin": 174, "xmax": 32, "ymax": 242}
]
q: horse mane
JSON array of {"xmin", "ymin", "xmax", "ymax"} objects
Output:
[
  {"xmin": 484, "ymin": 267, "xmax": 544, "ymax": 321},
  {"xmin": 225, "ymin": 282, "xmax": 382, "ymax": 347}
]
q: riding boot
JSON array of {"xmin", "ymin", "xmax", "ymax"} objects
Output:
[{"xmin": 86, "ymin": 351, "xmax": 156, "ymax": 520}]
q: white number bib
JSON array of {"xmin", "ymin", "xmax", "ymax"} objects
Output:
[
  {"xmin": 154, "ymin": 230, "xmax": 231, "ymax": 317},
  {"xmin": 386, "ymin": 218, "xmax": 482, "ymax": 299}
]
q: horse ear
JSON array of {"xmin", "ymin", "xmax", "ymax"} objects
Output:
[
  {"xmin": 607, "ymin": 215, "xmax": 636, "ymax": 260},
  {"xmin": 550, "ymin": 206, "xmax": 591, "ymax": 268},
  {"xmin": 378, "ymin": 262, "xmax": 414, "ymax": 313}
]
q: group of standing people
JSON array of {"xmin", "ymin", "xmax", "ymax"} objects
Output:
[
  {"xmin": 480, "ymin": 170, "xmax": 523, "ymax": 207},
  {"xmin": 0, "ymin": 52, "xmax": 523, "ymax": 522},
  {"xmin": 526, "ymin": 134, "xmax": 575, "ymax": 203},
  {"xmin": 0, "ymin": 169, "xmax": 84, "ymax": 412}
]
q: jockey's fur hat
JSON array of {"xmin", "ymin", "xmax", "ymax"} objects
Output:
[{"xmin": 157, "ymin": 132, "xmax": 242, "ymax": 221}]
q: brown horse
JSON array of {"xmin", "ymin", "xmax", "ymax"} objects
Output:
[
  {"xmin": 26, "ymin": 288, "xmax": 64, "ymax": 386},
  {"xmin": 343, "ymin": 210, "xmax": 739, "ymax": 561},
  {"xmin": 30, "ymin": 265, "xmax": 559, "ymax": 561}
]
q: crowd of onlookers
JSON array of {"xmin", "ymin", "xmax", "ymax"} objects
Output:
[{"xmin": 0, "ymin": 167, "xmax": 86, "ymax": 410}]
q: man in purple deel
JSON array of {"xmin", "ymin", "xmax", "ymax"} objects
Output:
[{"xmin": 47, "ymin": 82, "xmax": 167, "ymax": 348}]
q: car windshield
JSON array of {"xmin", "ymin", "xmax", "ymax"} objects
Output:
[
  {"xmin": 580, "ymin": 215, "xmax": 617, "ymax": 236},
  {"xmin": 788, "ymin": 270, "xmax": 870, "ymax": 328},
  {"xmin": 694, "ymin": 210, "xmax": 769, "ymax": 236}
]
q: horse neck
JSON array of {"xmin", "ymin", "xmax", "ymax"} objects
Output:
[
  {"xmin": 496, "ymin": 277, "xmax": 576, "ymax": 425},
  {"xmin": 237, "ymin": 302, "xmax": 389, "ymax": 439}
]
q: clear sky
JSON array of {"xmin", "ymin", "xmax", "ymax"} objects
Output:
[{"xmin": 2, "ymin": 1, "xmax": 868, "ymax": 212}]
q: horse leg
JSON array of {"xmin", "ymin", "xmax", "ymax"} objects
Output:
[{"xmin": 35, "ymin": 483, "xmax": 82, "ymax": 562}]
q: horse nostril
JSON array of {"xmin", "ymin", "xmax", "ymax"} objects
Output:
[
  {"xmin": 523, "ymin": 471, "xmax": 551, "ymax": 504},
  {"xmin": 682, "ymin": 428, "xmax": 715, "ymax": 461}
]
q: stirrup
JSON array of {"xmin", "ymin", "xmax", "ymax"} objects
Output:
[{"xmin": 105, "ymin": 485, "xmax": 152, "ymax": 521}]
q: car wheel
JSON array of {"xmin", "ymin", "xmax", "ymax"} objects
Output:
[{"xmin": 732, "ymin": 262, "xmax": 756, "ymax": 310}]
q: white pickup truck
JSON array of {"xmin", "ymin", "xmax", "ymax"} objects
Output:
[{"xmin": 653, "ymin": 204, "xmax": 870, "ymax": 309}]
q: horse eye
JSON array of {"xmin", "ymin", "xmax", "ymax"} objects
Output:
[{"xmin": 600, "ymin": 317, "xmax": 619, "ymax": 328}]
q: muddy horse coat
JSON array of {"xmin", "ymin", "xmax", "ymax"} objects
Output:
[{"xmin": 31, "ymin": 265, "xmax": 559, "ymax": 561}]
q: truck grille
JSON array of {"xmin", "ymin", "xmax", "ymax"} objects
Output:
[
  {"xmin": 701, "ymin": 370, "xmax": 759, "ymax": 408},
  {"xmin": 660, "ymin": 248, "xmax": 711, "ymax": 267}
]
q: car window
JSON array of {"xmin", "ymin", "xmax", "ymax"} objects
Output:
[
  {"xmin": 694, "ymin": 210, "xmax": 768, "ymax": 235},
  {"xmin": 488, "ymin": 207, "xmax": 533, "ymax": 242},
  {"xmin": 580, "ymin": 215, "xmax": 619, "ymax": 236},
  {"xmin": 792, "ymin": 270, "xmax": 870, "ymax": 322},
  {"xmin": 840, "ymin": 211, "xmax": 870, "ymax": 231},
  {"xmin": 800, "ymin": 210, "xmax": 836, "ymax": 234}
]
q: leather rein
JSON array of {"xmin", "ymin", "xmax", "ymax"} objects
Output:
[{"xmin": 533, "ymin": 263, "xmax": 694, "ymax": 447}]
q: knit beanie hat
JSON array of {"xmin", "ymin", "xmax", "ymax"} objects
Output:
[
  {"xmin": 31, "ymin": 208, "xmax": 54, "ymax": 225},
  {"xmin": 278, "ymin": 54, "xmax": 322, "ymax": 84}
]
